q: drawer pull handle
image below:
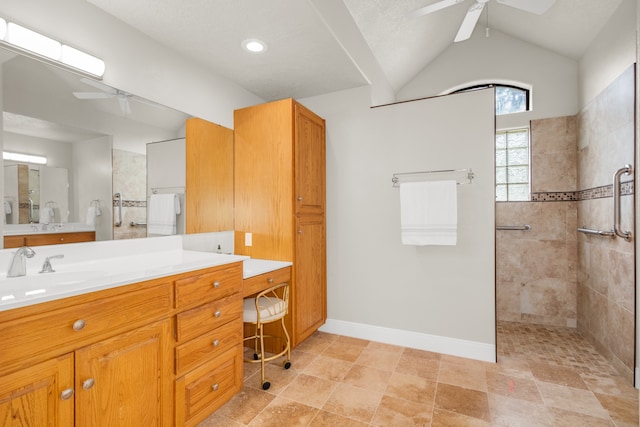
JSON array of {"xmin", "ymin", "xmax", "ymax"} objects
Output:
[
  {"xmin": 82, "ymin": 378, "xmax": 95, "ymax": 390},
  {"xmin": 213, "ymin": 280, "xmax": 221, "ymax": 288},
  {"xmin": 212, "ymin": 339, "xmax": 220, "ymax": 347},
  {"xmin": 214, "ymin": 310, "xmax": 221, "ymax": 318},
  {"xmin": 297, "ymin": 196, "xmax": 303, "ymax": 201},
  {"xmin": 60, "ymin": 388, "xmax": 74, "ymax": 400},
  {"xmin": 72, "ymin": 319, "xmax": 86, "ymax": 331},
  {"xmin": 268, "ymin": 278, "xmax": 274, "ymax": 284},
  {"xmin": 211, "ymin": 383, "xmax": 219, "ymax": 391}
]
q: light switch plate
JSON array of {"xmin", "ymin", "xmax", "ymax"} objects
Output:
[{"xmin": 245, "ymin": 232, "xmax": 252, "ymax": 246}]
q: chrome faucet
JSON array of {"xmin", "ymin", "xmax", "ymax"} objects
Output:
[
  {"xmin": 7, "ymin": 246, "xmax": 36, "ymax": 278},
  {"xmin": 39, "ymin": 254, "xmax": 64, "ymax": 274}
]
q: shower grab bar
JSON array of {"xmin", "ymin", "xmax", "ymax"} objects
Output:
[
  {"xmin": 577, "ymin": 227, "xmax": 615, "ymax": 238},
  {"xmin": 613, "ymin": 165, "xmax": 632, "ymax": 241},
  {"xmin": 496, "ymin": 224, "xmax": 531, "ymax": 231},
  {"xmin": 129, "ymin": 221, "xmax": 147, "ymax": 227},
  {"xmin": 114, "ymin": 192, "xmax": 122, "ymax": 227}
]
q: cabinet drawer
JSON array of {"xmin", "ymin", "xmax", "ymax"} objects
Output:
[
  {"xmin": 0, "ymin": 282, "xmax": 172, "ymax": 370},
  {"xmin": 176, "ymin": 293, "xmax": 242, "ymax": 343},
  {"xmin": 175, "ymin": 317, "xmax": 242, "ymax": 376},
  {"xmin": 243, "ymin": 266, "xmax": 291, "ymax": 297},
  {"xmin": 175, "ymin": 263, "xmax": 242, "ymax": 309},
  {"xmin": 25, "ymin": 231, "xmax": 96, "ymax": 246},
  {"xmin": 176, "ymin": 345, "xmax": 242, "ymax": 427}
]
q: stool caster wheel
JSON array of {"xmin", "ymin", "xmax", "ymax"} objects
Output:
[
  {"xmin": 253, "ymin": 353, "xmax": 259, "ymax": 360},
  {"xmin": 262, "ymin": 381, "xmax": 271, "ymax": 390},
  {"xmin": 283, "ymin": 360, "xmax": 291, "ymax": 369}
]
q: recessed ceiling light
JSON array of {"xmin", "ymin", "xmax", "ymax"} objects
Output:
[{"xmin": 241, "ymin": 38, "xmax": 267, "ymax": 53}]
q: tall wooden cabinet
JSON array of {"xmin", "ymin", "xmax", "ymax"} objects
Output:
[{"xmin": 234, "ymin": 98, "xmax": 326, "ymax": 347}]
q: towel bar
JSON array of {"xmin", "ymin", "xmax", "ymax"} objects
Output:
[
  {"xmin": 577, "ymin": 227, "xmax": 615, "ymax": 238},
  {"xmin": 496, "ymin": 224, "xmax": 531, "ymax": 231}
]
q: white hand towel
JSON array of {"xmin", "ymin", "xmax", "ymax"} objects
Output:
[
  {"xmin": 399, "ymin": 180, "xmax": 457, "ymax": 246},
  {"xmin": 86, "ymin": 206, "xmax": 97, "ymax": 225},
  {"xmin": 40, "ymin": 207, "xmax": 54, "ymax": 225},
  {"xmin": 147, "ymin": 193, "xmax": 180, "ymax": 235}
]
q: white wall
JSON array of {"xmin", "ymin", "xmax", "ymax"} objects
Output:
[
  {"xmin": 578, "ymin": 0, "xmax": 637, "ymax": 109},
  {"xmin": 397, "ymin": 29, "xmax": 578, "ymax": 130},
  {"xmin": 302, "ymin": 87, "xmax": 496, "ymax": 361},
  {"xmin": 72, "ymin": 136, "xmax": 112, "ymax": 241},
  {"xmin": 0, "ymin": 0, "xmax": 263, "ymax": 129}
]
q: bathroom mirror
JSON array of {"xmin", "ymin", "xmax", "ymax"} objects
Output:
[{"xmin": 0, "ymin": 47, "xmax": 233, "ymax": 243}]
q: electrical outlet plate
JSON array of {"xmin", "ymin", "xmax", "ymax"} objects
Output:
[{"xmin": 245, "ymin": 232, "xmax": 252, "ymax": 246}]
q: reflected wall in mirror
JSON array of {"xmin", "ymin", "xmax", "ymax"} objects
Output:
[{"xmin": 1, "ymin": 47, "xmax": 235, "ymax": 246}]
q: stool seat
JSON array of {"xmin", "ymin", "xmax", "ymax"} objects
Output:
[{"xmin": 243, "ymin": 296, "xmax": 287, "ymax": 324}]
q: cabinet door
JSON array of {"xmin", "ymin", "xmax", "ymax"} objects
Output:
[
  {"xmin": 294, "ymin": 215, "xmax": 327, "ymax": 344},
  {"xmin": 0, "ymin": 354, "xmax": 74, "ymax": 426},
  {"xmin": 75, "ymin": 320, "xmax": 172, "ymax": 427},
  {"xmin": 295, "ymin": 103, "xmax": 326, "ymax": 216}
]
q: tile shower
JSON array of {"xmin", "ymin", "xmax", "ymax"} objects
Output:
[
  {"xmin": 496, "ymin": 65, "xmax": 635, "ymax": 383},
  {"xmin": 112, "ymin": 149, "xmax": 147, "ymax": 240}
]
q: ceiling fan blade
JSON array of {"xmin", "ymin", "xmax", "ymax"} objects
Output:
[
  {"xmin": 454, "ymin": 1, "xmax": 485, "ymax": 42},
  {"xmin": 73, "ymin": 91, "xmax": 115, "ymax": 99},
  {"xmin": 79, "ymin": 77, "xmax": 118, "ymax": 94},
  {"xmin": 495, "ymin": 0, "xmax": 555, "ymax": 15},
  {"xmin": 411, "ymin": 0, "xmax": 466, "ymax": 18}
]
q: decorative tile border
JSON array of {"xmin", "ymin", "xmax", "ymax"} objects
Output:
[
  {"xmin": 112, "ymin": 199, "xmax": 147, "ymax": 208},
  {"xmin": 530, "ymin": 181, "xmax": 634, "ymax": 202}
]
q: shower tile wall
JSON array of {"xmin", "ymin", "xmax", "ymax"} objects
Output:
[
  {"xmin": 112, "ymin": 149, "xmax": 147, "ymax": 240},
  {"xmin": 496, "ymin": 116, "xmax": 578, "ymax": 328},
  {"xmin": 576, "ymin": 65, "xmax": 635, "ymax": 383}
]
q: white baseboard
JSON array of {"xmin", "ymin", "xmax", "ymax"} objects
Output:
[{"xmin": 319, "ymin": 318, "xmax": 496, "ymax": 363}]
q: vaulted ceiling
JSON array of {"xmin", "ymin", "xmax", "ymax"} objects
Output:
[{"xmin": 85, "ymin": 0, "xmax": 625, "ymax": 102}]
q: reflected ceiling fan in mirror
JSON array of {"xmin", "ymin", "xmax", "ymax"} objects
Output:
[
  {"xmin": 73, "ymin": 78, "xmax": 165, "ymax": 115},
  {"xmin": 412, "ymin": 0, "xmax": 556, "ymax": 42}
]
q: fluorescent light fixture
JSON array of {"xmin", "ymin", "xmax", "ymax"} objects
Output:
[
  {"xmin": 3, "ymin": 151, "xmax": 47, "ymax": 165},
  {"xmin": 0, "ymin": 17, "xmax": 105, "ymax": 78},
  {"xmin": 0, "ymin": 18, "xmax": 6, "ymax": 40},
  {"xmin": 242, "ymin": 38, "xmax": 267, "ymax": 53},
  {"xmin": 61, "ymin": 45, "xmax": 106, "ymax": 77},
  {"xmin": 6, "ymin": 22, "xmax": 61, "ymax": 60}
]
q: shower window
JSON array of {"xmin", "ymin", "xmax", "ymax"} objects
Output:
[{"xmin": 496, "ymin": 128, "xmax": 530, "ymax": 201}]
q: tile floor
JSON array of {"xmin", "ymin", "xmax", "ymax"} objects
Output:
[{"xmin": 198, "ymin": 322, "xmax": 639, "ymax": 426}]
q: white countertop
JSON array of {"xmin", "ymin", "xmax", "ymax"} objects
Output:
[
  {"xmin": 0, "ymin": 236, "xmax": 293, "ymax": 313},
  {"xmin": 243, "ymin": 258, "xmax": 292, "ymax": 278},
  {"xmin": 0, "ymin": 236, "xmax": 247, "ymax": 312},
  {"xmin": 4, "ymin": 223, "xmax": 96, "ymax": 236}
]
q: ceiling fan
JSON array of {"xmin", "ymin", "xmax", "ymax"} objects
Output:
[
  {"xmin": 73, "ymin": 78, "xmax": 135, "ymax": 115},
  {"xmin": 412, "ymin": 0, "xmax": 556, "ymax": 43}
]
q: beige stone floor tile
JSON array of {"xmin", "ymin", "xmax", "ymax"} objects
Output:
[
  {"xmin": 529, "ymin": 359, "xmax": 588, "ymax": 389},
  {"xmin": 488, "ymin": 393, "xmax": 553, "ymax": 426},
  {"xmin": 370, "ymin": 394, "xmax": 433, "ymax": 426},
  {"xmin": 342, "ymin": 363, "xmax": 392, "ymax": 393},
  {"xmin": 366, "ymin": 340, "xmax": 405, "ymax": 354},
  {"xmin": 395, "ymin": 353, "xmax": 440, "ymax": 381},
  {"xmin": 196, "ymin": 412, "xmax": 244, "ymax": 427},
  {"xmin": 336, "ymin": 335, "xmax": 369, "ymax": 347},
  {"xmin": 385, "ymin": 371, "xmax": 437, "ymax": 405},
  {"xmin": 321, "ymin": 341, "xmax": 365, "ymax": 362},
  {"xmin": 247, "ymin": 395, "xmax": 318, "ymax": 427},
  {"xmin": 285, "ymin": 349, "xmax": 318, "ymax": 371},
  {"xmin": 294, "ymin": 335, "xmax": 334, "ymax": 354},
  {"xmin": 536, "ymin": 381, "xmax": 610, "ymax": 419},
  {"xmin": 402, "ymin": 347, "xmax": 443, "ymax": 361},
  {"xmin": 322, "ymin": 383, "xmax": 382, "ymax": 423},
  {"xmin": 279, "ymin": 373, "xmax": 338, "ymax": 409},
  {"xmin": 490, "ymin": 355, "xmax": 534, "ymax": 379},
  {"xmin": 486, "ymin": 371, "xmax": 543, "ymax": 403},
  {"xmin": 302, "ymin": 354, "xmax": 353, "ymax": 382},
  {"xmin": 582, "ymin": 373, "xmax": 640, "ymax": 400},
  {"xmin": 430, "ymin": 408, "xmax": 493, "ymax": 426},
  {"xmin": 213, "ymin": 387, "xmax": 275, "ymax": 425},
  {"xmin": 308, "ymin": 410, "xmax": 369, "ymax": 426},
  {"xmin": 547, "ymin": 408, "xmax": 616, "ymax": 426},
  {"xmin": 244, "ymin": 362, "xmax": 297, "ymax": 394},
  {"xmin": 438, "ymin": 355, "xmax": 489, "ymax": 392},
  {"xmin": 594, "ymin": 392, "xmax": 640, "ymax": 427},
  {"xmin": 354, "ymin": 347, "xmax": 402, "ymax": 371},
  {"xmin": 433, "ymin": 383, "xmax": 491, "ymax": 422}
]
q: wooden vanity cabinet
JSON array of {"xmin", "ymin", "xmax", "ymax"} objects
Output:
[
  {"xmin": 234, "ymin": 98, "xmax": 327, "ymax": 348},
  {"xmin": 0, "ymin": 262, "xmax": 245, "ymax": 426},
  {"xmin": 4, "ymin": 231, "xmax": 96, "ymax": 248}
]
